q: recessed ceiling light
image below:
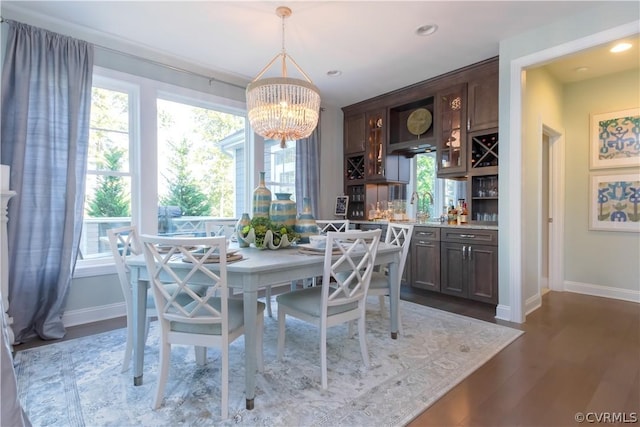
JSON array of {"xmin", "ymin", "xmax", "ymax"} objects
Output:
[
  {"xmin": 574, "ymin": 66, "xmax": 589, "ymax": 73},
  {"xmin": 415, "ymin": 24, "xmax": 438, "ymax": 37},
  {"xmin": 610, "ymin": 42, "xmax": 632, "ymax": 53},
  {"xmin": 327, "ymin": 70, "xmax": 342, "ymax": 77}
]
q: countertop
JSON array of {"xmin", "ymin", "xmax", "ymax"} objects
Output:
[{"xmin": 350, "ymin": 220, "xmax": 499, "ymax": 231}]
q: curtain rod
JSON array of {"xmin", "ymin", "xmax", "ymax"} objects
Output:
[{"xmin": 0, "ymin": 16, "xmax": 247, "ymax": 91}]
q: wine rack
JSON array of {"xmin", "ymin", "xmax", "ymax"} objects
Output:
[
  {"xmin": 470, "ymin": 132, "xmax": 499, "ymax": 170},
  {"xmin": 345, "ymin": 155, "xmax": 365, "ymax": 181}
]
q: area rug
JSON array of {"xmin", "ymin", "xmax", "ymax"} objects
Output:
[{"xmin": 14, "ymin": 299, "xmax": 522, "ymax": 427}]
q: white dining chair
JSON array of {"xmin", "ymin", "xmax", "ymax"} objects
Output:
[
  {"xmin": 367, "ymin": 222, "xmax": 413, "ymax": 335},
  {"xmin": 107, "ymin": 226, "xmax": 209, "ymax": 373},
  {"xmin": 204, "ymin": 220, "xmax": 280, "ymax": 317},
  {"xmin": 140, "ymin": 234, "xmax": 265, "ymax": 419},
  {"xmin": 276, "ymin": 229, "xmax": 381, "ymax": 389},
  {"xmin": 316, "ymin": 219, "xmax": 350, "ymax": 233}
]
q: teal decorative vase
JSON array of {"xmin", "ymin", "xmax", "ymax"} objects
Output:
[
  {"xmin": 295, "ymin": 197, "xmax": 318, "ymax": 243},
  {"xmin": 235, "ymin": 213, "xmax": 251, "ymax": 248},
  {"xmin": 252, "ymin": 171, "xmax": 271, "ymax": 218},
  {"xmin": 269, "ymin": 193, "xmax": 296, "ymax": 227}
]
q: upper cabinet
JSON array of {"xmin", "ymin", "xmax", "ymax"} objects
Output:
[
  {"xmin": 436, "ymin": 83, "xmax": 467, "ymax": 178},
  {"xmin": 466, "ymin": 59, "xmax": 499, "ymax": 133},
  {"xmin": 344, "ymin": 112, "xmax": 366, "ymax": 154}
]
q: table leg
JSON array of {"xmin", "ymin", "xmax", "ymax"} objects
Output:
[
  {"xmin": 388, "ymin": 257, "xmax": 399, "ymax": 340},
  {"xmin": 243, "ymin": 289, "xmax": 258, "ymax": 409},
  {"xmin": 132, "ymin": 269, "xmax": 147, "ymax": 386}
]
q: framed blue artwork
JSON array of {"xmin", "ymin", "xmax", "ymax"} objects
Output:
[
  {"xmin": 590, "ymin": 173, "xmax": 640, "ymax": 232},
  {"xmin": 590, "ymin": 108, "xmax": 640, "ymax": 169}
]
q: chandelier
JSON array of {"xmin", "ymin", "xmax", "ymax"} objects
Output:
[{"xmin": 246, "ymin": 6, "xmax": 321, "ymax": 148}]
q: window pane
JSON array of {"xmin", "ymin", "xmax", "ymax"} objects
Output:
[
  {"xmin": 264, "ymin": 140, "xmax": 296, "ymax": 197},
  {"xmin": 157, "ymin": 99, "xmax": 245, "ymax": 236},
  {"xmin": 80, "ymin": 86, "xmax": 132, "ymax": 261}
]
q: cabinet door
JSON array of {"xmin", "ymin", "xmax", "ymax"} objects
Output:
[
  {"xmin": 440, "ymin": 242, "xmax": 466, "ymax": 297},
  {"xmin": 411, "ymin": 239, "xmax": 440, "ymax": 291},
  {"xmin": 344, "ymin": 113, "xmax": 366, "ymax": 154},
  {"xmin": 467, "ymin": 244, "xmax": 498, "ymax": 304},
  {"xmin": 467, "ymin": 70, "xmax": 499, "ymax": 132},
  {"xmin": 365, "ymin": 109, "xmax": 386, "ymax": 179},
  {"xmin": 436, "ymin": 84, "xmax": 467, "ymax": 178}
]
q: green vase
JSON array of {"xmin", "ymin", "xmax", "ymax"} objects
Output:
[{"xmin": 235, "ymin": 213, "xmax": 251, "ymax": 248}]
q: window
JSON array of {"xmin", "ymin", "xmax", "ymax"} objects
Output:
[
  {"xmin": 79, "ymin": 79, "xmax": 135, "ymax": 262},
  {"xmin": 76, "ymin": 66, "xmax": 293, "ymax": 275},
  {"xmin": 265, "ymin": 140, "xmax": 296, "ymax": 197},
  {"xmin": 156, "ymin": 98, "xmax": 245, "ymax": 236},
  {"xmin": 414, "ymin": 151, "xmax": 466, "ymax": 220}
]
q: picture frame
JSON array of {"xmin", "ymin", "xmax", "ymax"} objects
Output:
[
  {"xmin": 335, "ymin": 195, "xmax": 349, "ymax": 217},
  {"xmin": 590, "ymin": 108, "xmax": 640, "ymax": 169},
  {"xmin": 589, "ymin": 173, "xmax": 640, "ymax": 232}
]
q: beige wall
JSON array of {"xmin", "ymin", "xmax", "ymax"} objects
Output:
[
  {"xmin": 521, "ymin": 67, "xmax": 564, "ymax": 303},
  {"xmin": 563, "ymin": 69, "xmax": 640, "ymax": 290},
  {"xmin": 522, "ymin": 66, "xmax": 640, "ymax": 309}
]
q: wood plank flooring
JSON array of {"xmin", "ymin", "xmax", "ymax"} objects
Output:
[{"xmin": 13, "ymin": 287, "xmax": 640, "ymax": 426}]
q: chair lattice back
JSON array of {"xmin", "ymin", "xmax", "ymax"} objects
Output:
[
  {"xmin": 204, "ymin": 220, "xmax": 237, "ymax": 239},
  {"xmin": 385, "ymin": 223, "xmax": 414, "ymax": 280},
  {"xmin": 317, "ymin": 219, "xmax": 350, "ymax": 233},
  {"xmin": 107, "ymin": 226, "xmax": 142, "ymax": 291},
  {"xmin": 140, "ymin": 235, "xmax": 229, "ymax": 325},
  {"xmin": 323, "ymin": 229, "xmax": 381, "ymax": 307}
]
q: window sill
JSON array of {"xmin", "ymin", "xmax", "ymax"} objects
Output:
[{"xmin": 74, "ymin": 262, "xmax": 117, "ymax": 278}]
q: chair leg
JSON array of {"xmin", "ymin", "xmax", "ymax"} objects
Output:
[
  {"xmin": 265, "ymin": 286, "xmax": 273, "ymax": 318},
  {"xmin": 221, "ymin": 342, "xmax": 229, "ymax": 419},
  {"xmin": 320, "ymin": 325, "xmax": 328, "ymax": 389},
  {"xmin": 153, "ymin": 340, "xmax": 171, "ymax": 409},
  {"xmin": 277, "ymin": 308, "xmax": 286, "ymax": 360},
  {"xmin": 195, "ymin": 346, "xmax": 207, "ymax": 365},
  {"xmin": 357, "ymin": 315, "xmax": 370, "ymax": 368},
  {"xmin": 378, "ymin": 295, "xmax": 386, "ymax": 314}
]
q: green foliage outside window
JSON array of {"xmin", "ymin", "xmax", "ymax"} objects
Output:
[{"xmin": 87, "ymin": 146, "xmax": 130, "ymax": 217}]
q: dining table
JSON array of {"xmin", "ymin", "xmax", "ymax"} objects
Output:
[{"xmin": 126, "ymin": 241, "xmax": 402, "ymax": 410}]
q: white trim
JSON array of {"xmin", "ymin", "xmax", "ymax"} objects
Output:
[
  {"xmin": 543, "ymin": 125, "xmax": 565, "ymax": 292},
  {"xmin": 564, "ymin": 281, "xmax": 640, "ymax": 304},
  {"xmin": 495, "ymin": 304, "xmax": 511, "ymax": 321},
  {"xmin": 506, "ymin": 20, "xmax": 639, "ymax": 324},
  {"xmin": 62, "ymin": 302, "xmax": 126, "ymax": 328},
  {"xmin": 525, "ymin": 293, "xmax": 542, "ymax": 316}
]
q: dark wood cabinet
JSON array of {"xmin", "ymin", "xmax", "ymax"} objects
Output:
[
  {"xmin": 411, "ymin": 227, "xmax": 440, "ymax": 291},
  {"xmin": 440, "ymin": 229, "xmax": 498, "ymax": 304},
  {"xmin": 467, "ymin": 60, "xmax": 499, "ymax": 133},
  {"xmin": 344, "ymin": 112, "xmax": 366, "ymax": 154},
  {"xmin": 436, "ymin": 83, "xmax": 467, "ymax": 178}
]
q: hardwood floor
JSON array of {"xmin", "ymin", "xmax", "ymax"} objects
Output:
[{"xmin": 13, "ymin": 287, "xmax": 640, "ymax": 426}]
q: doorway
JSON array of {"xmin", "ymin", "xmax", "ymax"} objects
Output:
[{"xmin": 541, "ymin": 125, "xmax": 564, "ymax": 296}]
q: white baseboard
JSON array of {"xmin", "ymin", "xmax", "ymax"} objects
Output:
[
  {"xmin": 62, "ymin": 302, "xmax": 126, "ymax": 327},
  {"xmin": 525, "ymin": 293, "xmax": 542, "ymax": 316},
  {"xmin": 495, "ymin": 304, "xmax": 513, "ymax": 322},
  {"xmin": 564, "ymin": 281, "xmax": 640, "ymax": 304}
]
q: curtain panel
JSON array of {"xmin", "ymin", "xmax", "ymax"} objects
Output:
[
  {"xmin": 295, "ymin": 116, "xmax": 321, "ymax": 218},
  {"xmin": 1, "ymin": 21, "xmax": 94, "ymax": 342}
]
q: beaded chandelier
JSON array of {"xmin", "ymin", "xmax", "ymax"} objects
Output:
[{"xmin": 246, "ymin": 6, "xmax": 321, "ymax": 148}]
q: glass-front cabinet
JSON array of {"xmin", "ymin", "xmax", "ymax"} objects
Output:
[
  {"xmin": 366, "ymin": 109, "xmax": 385, "ymax": 179},
  {"xmin": 436, "ymin": 83, "xmax": 467, "ymax": 178},
  {"xmin": 468, "ymin": 130, "xmax": 499, "ymax": 224}
]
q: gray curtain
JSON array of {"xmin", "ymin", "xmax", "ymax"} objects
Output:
[
  {"xmin": 295, "ymin": 115, "xmax": 321, "ymax": 217},
  {"xmin": 0, "ymin": 21, "xmax": 94, "ymax": 342}
]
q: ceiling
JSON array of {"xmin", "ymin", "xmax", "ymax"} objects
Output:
[{"xmin": 2, "ymin": 1, "xmax": 639, "ymax": 107}]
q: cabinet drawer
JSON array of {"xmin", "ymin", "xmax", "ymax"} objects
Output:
[
  {"xmin": 412, "ymin": 227, "xmax": 440, "ymax": 242},
  {"xmin": 441, "ymin": 229, "xmax": 497, "ymax": 245}
]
